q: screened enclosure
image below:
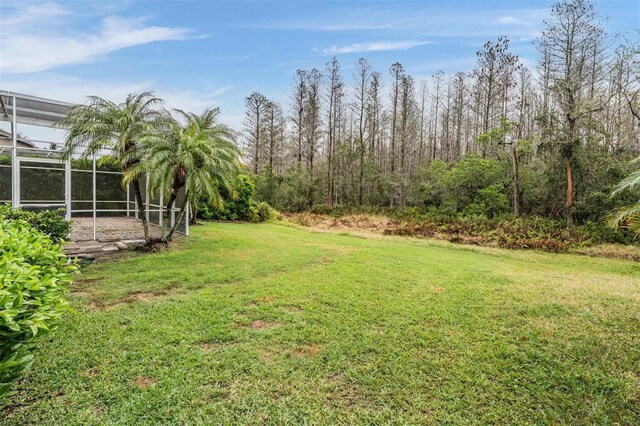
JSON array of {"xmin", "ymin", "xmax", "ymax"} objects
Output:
[{"xmin": 0, "ymin": 90, "xmax": 188, "ymax": 241}]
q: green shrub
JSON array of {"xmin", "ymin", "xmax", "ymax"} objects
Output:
[
  {"xmin": 197, "ymin": 174, "xmax": 254, "ymax": 221},
  {"xmin": 416, "ymin": 156, "xmax": 509, "ymax": 215},
  {"xmin": 0, "ymin": 219, "xmax": 77, "ymax": 399},
  {"xmin": 197, "ymin": 175, "xmax": 277, "ymax": 223},
  {"xmin": 0, "ymin": 204, "xmax": 71, "ymax": 242},
  {"xmin": 249, "ymin": 201, "xmax": 276, "ymax": 223}
]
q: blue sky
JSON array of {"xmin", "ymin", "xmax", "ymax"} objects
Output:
[{"xmin": 1, "ymin": 0, "xmax": 638, "ymax": 140}]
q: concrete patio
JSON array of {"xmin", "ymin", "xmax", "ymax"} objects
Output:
[{"xmin": 64, "ymin": 216, "xmax": 162, "ymax": 258}]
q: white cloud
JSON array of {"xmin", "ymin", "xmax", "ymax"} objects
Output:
[
  {"xmin": 0, "ymin": 3, "xmax": 192, "ymax": 73},
  {"xmin": 1, "ymin": 2, "xmax": 69, "ymax": 25},
  {"xmin": 320, "ymin": 40, "xmax": 432, "ymax": 55},
  {"xmin": 259, "ymin": 5, "xmax": 548, "ymax": 40}
]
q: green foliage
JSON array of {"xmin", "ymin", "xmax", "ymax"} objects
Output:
[
  {"xmin": 197, "ymin": 174, "xmax": 275, "ymax": 222},
  {"xmin": 0, "ymin": 204, "xmax": 70, "ymax": 242},
  {"xmin": 462, "ymin": 184, "xmax": 510, "ymax": 218},
  {"xmin": 417, "ymin": 155, "xmax": 510, "ymax": 217},
  {"xmin": 0, "ymin": 219, "xmax": 76, "ymax": 399},
  {"xmin": 128, "ymin": 108, "xmax": 240, "ymax": 240},
  {"xmin": 254, "ymin": 167, "xmax": 314, "ymax": 212},
  {"xmin": 608, "ymin": 156, "xmax": 640, "ymax": 236},
  {"xmin": 71, "ymin": 155, "xmax": 122, "ymax": 172},
  {"xmin": 477, "ymin": 117, "xmax": 514, "ymax": 156}
]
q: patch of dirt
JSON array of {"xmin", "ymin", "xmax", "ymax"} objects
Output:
[
  {"xmin": 93, "ymin": 405, "xmax": 106, "ymax": 417},
  {"xmin": 258, "ymin": 347, "xmax": 282, "ymax": 364},
  {"xmin": 373, "ymin": 325, "xmax": 385, "ymax": 335},
  {"xmin": 82, "ymin": 369, "xmax": 98, "ymax": 378},
  {"xmin": 249, "ymin": 320, "xmax": 281, "ymax": 330},
  {"xmin": 133, "ymin": 376, "xmax": 156, "ymax": 390},
  {"xmin": 200, "ymin": 343, "xmax": 217, "ymax": 352},
  {"xmin": 431, "ymin": 286, "xmax": 445, "ymax": 293},
  {"xmin": 294, "ymin": 344, "xmax": 321, "ymax": 357}
]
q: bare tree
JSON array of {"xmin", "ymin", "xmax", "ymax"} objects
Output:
[
  {"xmin": 473, "ymin": 37, "xmax": 520, "ymax": 139},
  {"xmin": 304, "ymin": 68, "xmax": 323, "ymax": 180},
  {"xmin": 389, "ymin": 63, "xmax": 405, "ymax": 174},
  {"xmin": 353, "ymin": 58, "xmax": 372, "ymax": 205},
  {"xmin": 243, "ymin": 92, "xmax": 269, "ymax": 173},
  {"xmin": 264, "ymin": 101, "xmax": 284, "ymax": 171},
  {"xmin": 290, "ymin": 70, "xmax": 307, "ymax": 168},
  {"xmin": 326, "ymin": 57, "xmax": 343, "ymax": 207},
  {"xmin": 430, "ymin": 70, "xmax": 444, "ymax": 160}
]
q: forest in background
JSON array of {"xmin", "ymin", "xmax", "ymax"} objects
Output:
[{"xmin": 239, "ymin": 0, "xmax": 639, "ymax": 230}]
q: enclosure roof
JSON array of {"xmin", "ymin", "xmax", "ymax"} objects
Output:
[{"xmin": 0, "ymin": 90, "xmax": 75, "ymax": 128}]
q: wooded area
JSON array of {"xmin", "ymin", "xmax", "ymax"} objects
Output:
[{"xmin": 241, "ymin": 0, "xmax": 639, "ymax": 228}]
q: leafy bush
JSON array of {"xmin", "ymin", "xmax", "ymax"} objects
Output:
[
  {"xmin": 249, "ymin": 201, "xmax": 277, "ymax": 223},
  {"xmin": 417, "ymin": 156, "xmax": 510, "ymax": 217},
  {"xmin": 0, "ymin": 219, "xmax": 76, "ymax": 399},
  {"xmin": 197, "ymin": 174, "xmax": 276, "ymax": 223},
  {"xmin": 0, "ymin": 204, "xmax": 71, "ymax": 242},
  {"xmin": 197, "ymin": 174, "xmax": 253, "ymax": 221}
]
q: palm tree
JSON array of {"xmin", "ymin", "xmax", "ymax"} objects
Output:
[
  {"xmin": 127, "ymin": 108, "xmax": 239, "ymax": 241},
  {"xmin": 59, "ymin": 92, "xmax": 165, "ymax": 242},
  {"xmin": 609, "ymin": 157, "xmax": 640, "ymax": 236}
]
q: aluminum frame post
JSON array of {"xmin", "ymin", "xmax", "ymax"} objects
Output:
[
  {"xmin": 65, "ymin": 156, "xmax": 71, "ymax": 221},
  {"xmin": 92, "ymin": 154, "xmax": 97, "ymax": 241},
  {"xmin": 126, "ymin": 181, "xmax": 130, "ymax": 217},
  {"xmin": 11, "ymin": 96, "xmax": 18, "ymax": 208},
  {"xmin": 185, "ymin": 201, "xmax": 190, "ymax": 236},
  {"xmin": 159, "ymin": 192, "xmax": 163, "ymax": 228},
  {"xmin": 145, "ymin": 172, "xmax": 149, "ymax": 222}
]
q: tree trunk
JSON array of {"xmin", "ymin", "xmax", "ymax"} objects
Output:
[
  {"xmin": 358, "ymin": 145, "xmax": 364, "ymax": 206},
  {"xmin": 566, "ymin": 157, "xmax": 574, "ymax": 227},
  {"xmin": 162, "ymin": 188, "xmax": 180, "ymax": 240},
  {"xmin": 132, "ymin": 179, "xmax": 150, "ymax": 242},
  {"xmin": 166, "ymin": 190, "xmax": 189, "ymax": 241},
  {"xmin": 511, "ymin": 143, "xmax": 522, "ymax": 216}
]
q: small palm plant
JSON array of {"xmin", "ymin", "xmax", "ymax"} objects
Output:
[
  {"xmin": 60, "ymin": 92, "xmax": 165, "ymax": 242},
  {"xmin": 127, "ymin": 108, "xmax": 239, "ymax": 241},
  {"xmin": 609, "ymin": 157, "xmax": 640, "ymax": 236}
]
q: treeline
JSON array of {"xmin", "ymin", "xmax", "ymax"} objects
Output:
[{"xmin": 241, "ymin": 0, "xmax": 639, "ymax": 226}]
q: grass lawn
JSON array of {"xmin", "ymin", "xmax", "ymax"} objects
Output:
[{"xmin": 3, "ymin": 222, "xmax": 640, "ymax": 424}]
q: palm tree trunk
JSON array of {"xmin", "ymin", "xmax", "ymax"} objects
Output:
[
  {"xmin": 166, "ymin": 190, "xmax": 189, "ymax": 241},
  {"xmin": 132, "ymin": 179, "xmax": 150, "ymax": 242},
  {"xmin": 162, "ymin": 189, "xmax": 179, "ymax": 240}
]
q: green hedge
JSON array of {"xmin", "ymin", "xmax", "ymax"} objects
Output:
[
  {"xmin": 0, "ymin": 219, "xmax": 77, "ymax": 399},
  {"xmin": 0, "ymin": 204, "xmax": 70, "ymax": 243}
]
